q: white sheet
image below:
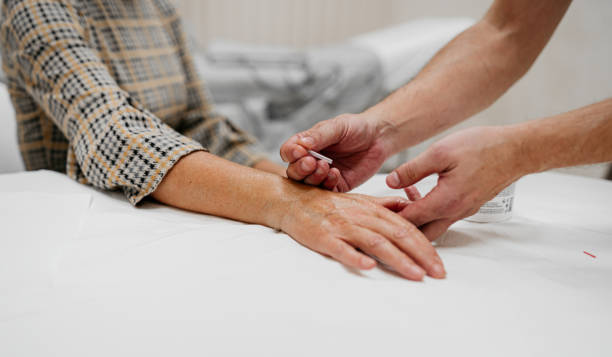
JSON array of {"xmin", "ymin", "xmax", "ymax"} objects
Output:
[
  {"xmin": 0, "ymin": 191, "xmax": 91, "ymax": 319},
  {"xmin": 0, "ymin": 170, "xmax": 610, "ymax": 356}
]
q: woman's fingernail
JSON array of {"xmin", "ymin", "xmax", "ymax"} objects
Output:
[
  {"xmin": 432, "ymin": 264, "xmax": 446, "ymax": 278},
  {"xmin": 387, "ymin": 171, "xmax": 400, "ymax": 188},
  {"xmin": 362, "ymin": 256, "xmax": 375, "ymax": 268},
  {"xmin": 406, "ymin": 264, "xmax": 424, "ymax": 279}
]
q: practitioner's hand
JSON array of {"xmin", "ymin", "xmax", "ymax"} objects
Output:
[
  {"xmin": 280, "ymin": 113, "xmax": 392, "ymax": 192},
  {"xmin": 387, "ymin": 126, "xmax": 525, "ymax": 240},
  {"xmin": 280, "ymin": 186, "xmax": 446, "ymax": 280}
]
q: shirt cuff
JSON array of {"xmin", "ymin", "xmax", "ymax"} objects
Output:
[{"xmin": 123, "ymin": 139, "xmax": 205, "ymax": 206}]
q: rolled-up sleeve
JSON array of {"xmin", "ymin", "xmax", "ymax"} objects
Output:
[{"xmin": 1, "ymin": 0, "xmax": 205, "ymax": 204}]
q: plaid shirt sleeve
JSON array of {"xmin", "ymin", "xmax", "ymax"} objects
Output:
[{"xmin": 0, "ymin": 0, "xmax": 209, "ymax": 204}]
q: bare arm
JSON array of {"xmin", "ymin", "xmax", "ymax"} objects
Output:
[
  {"xmin": 516, "ymin": 98, "xmax": 612, "ymax": 173},
  {"xmin": 280, "ymin": 0, "xmax": 573, "ymax": 191},
  {"xmin": 152, "ymin": 153, "xmax": 294, "ymax": 229},
  {"xmin": 372, "ymin": 0, "xmax": 573, "ymax": 154},
  {"xmin": 253, "ymin": 159, "xmax": 287, "ymax": 177}
]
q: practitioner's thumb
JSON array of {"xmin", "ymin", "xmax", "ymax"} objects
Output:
[
  {"xmin": 386, "ymin": 151, "xmax": 444, "ymax": 189},
  {"xmin": 297, "ymin": 116, "xmax": 348, "ymax": 152}
]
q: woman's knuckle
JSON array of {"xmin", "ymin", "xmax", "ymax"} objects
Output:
[
  {"xmin": 366, "ymin": 235, "xmax": 387, "ymax": 249},
  {"xmin": 330, "ymin": 242, "xmax": 346, "ymax": 259},
  {"xmin": 392, "ymin": 227, "xmax": 410, "ymax": 241}
]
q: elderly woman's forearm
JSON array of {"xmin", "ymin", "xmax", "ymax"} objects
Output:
[
  {"xmin": 151, "ymin": 151, "xmax": 302, "ymax": 229},
  {"xmin": 253, "ymin": 159, "xmax": 287, "ymax": 177}
]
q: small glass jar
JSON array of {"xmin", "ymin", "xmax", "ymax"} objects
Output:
[{"xmin": 464, "ymin": 183, "xmax": 516, "ymax": 223}]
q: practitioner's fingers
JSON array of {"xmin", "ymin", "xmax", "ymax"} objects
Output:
[
  {"xmin": 368, "ymin": 196, "xmax": 411, "ymax": 213},
  {"xmin": 404, "ymin": 186, "xmax": 422, "ymax": 201},
  {"xmin": 280, "ymin": 136, "xmax": 309, "ymax": 163},
  {"xmin": 286, "ymin": 156, "xmax": 318, "ymax": 181},
  {"xmin": 420, "ymin": 219, "xmax": 455, "ymax": 242},
  {"xmin": 304, "ymin": 160, "xmax": 331, "ymax": 186},
  {"xmin": 322, "ymin": 168, "xmax": 341, "ymax": 190}
]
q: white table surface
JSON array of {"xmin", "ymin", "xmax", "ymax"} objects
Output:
[{"xmin": 0, "ymin": 170, "xmax": 610, "ymax": 356}]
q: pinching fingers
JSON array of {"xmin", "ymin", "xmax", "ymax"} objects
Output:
[{"xmin": 286, "ymin": 156, "xmax": 318, "ymax": 181}]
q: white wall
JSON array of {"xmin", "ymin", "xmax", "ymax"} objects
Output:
[{"xmin": 174, "ymin": 0, "xmax": 393, "ymax": 47}]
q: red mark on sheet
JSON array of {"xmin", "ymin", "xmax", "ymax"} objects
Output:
[{"xmin": 583, "ymin": 251, "xmax": 596, "ymax": 258}]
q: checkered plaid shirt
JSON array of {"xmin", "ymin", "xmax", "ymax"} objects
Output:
[{"xmin": 0, "ymin": 0, "xmax": 264, "ymax": 204}]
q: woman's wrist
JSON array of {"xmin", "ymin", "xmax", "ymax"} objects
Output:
[{"xmin": 262, "ymin": 176, "xmax": 320, "ymax": 231}]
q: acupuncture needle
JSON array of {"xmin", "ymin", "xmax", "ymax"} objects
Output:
[{"xmin": 307, "ymin": 150, "xmax": 333, "ymax": 165}]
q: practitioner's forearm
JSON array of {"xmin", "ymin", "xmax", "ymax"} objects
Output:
[
  {"xmin": 369, "ymin": 0, "xmax": 571, "ymax": 154},
  {"xmin": 152, "ymin": 151, "xmax": 302, "ymax": 230},
  {"xmin": 512, "ymin": 98, "xmax": 612, "ymax": 175}
]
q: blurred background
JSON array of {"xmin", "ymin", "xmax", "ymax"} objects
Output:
[
  {"xmin": 1, "ymin": 0, "xmax": 610, "ymax": 178},
  {"xmin": 174, "ymin": 0, "xmax": 612, "ymax": 178}
]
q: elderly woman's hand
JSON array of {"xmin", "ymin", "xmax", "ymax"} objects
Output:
[{"xmin": 279, "ymin": 185, "xmax": 446, "ymax": 281}]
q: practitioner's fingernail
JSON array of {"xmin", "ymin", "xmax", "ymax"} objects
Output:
[
  {"xmin": 300, "ymin": 137, "xmax": 314, "ymax": 147},
  {"xmin": 327, "ymin": 171, "xmax": 335, "ymax": 180},
  {"xmin": 387, "ymin": 171, "xmax": 400, "ymax": 188},
  {"xmin": 292, "ymin": 148, "xmax": 303, "ymax": 159},
  {"xmin": 301, "ymin": 160, "xmax": 311, "ymax": 171}
]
